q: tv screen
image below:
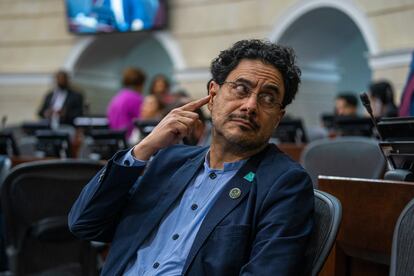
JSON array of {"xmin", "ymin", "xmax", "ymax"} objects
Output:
[{"xmin": 66, "ymin": 0, "xmax": 167, "ymax": 34}]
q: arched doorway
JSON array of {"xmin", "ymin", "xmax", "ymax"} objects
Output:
[
  {"xmin": 269, "ymin": 1, "xmax": 377, "ymax": 128},
  {"xmin": 65, "ymin": 32, "xmax": 183, "ymax": 115}
]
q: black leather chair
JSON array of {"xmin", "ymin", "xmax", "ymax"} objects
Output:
[
  {"xmin": 390, "ymin": 197, "xmax": 414, "ymax": 276},
  {"xmin": 1, "ymin": 159, "xmax": 104, "ymax": 275},
  {"xmin": 301, "ymin": 137, "xmax": 386, "ymax": 187},
  {"xmin": 0, "ymin": 155, "xmax": 11, "ymax": 271},
  {"xmin": 304, "ymin": 190, "xmax": 342, "ymax": 275},
  {"xmin": 79, "ymin": 129, "xmax": 127, "ymax": 160}
]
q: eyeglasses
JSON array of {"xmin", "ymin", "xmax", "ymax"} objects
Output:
[{"xmin": 220, "ymin": 81, "xmax": 284, "ymax": 110}]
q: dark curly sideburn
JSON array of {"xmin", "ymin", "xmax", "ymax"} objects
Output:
[{"xmin": 210, "ymin": 39, "xmax": 301, "ymax": 108}]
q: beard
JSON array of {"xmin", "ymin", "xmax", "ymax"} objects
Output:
[{"xmin": 212, "ymin": 114, "xmax": 269, "ymax": 152}]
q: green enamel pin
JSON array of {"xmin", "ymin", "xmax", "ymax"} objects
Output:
[{"xmin": 243, "ymin": 172, "xmax": 255, "ymax": 182}]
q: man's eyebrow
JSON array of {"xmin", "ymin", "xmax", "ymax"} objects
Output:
[
  {"xmin": 234, "ymin": 78, "xmax": 254, "ymax": 86},
  {"xmin": 234, "ymin": 78, "xmax": 281, "ymax": 95},
  {"xmin": 262, "ymin": 83, "xmax": 280, "ymax": 95}
]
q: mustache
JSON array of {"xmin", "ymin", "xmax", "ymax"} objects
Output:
[{"xmin": 228, "ymin": 114, "xmax": 260, "ymax": 130}]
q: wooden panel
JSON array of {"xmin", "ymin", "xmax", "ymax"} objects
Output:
[{"xmin": 318, "ymin": 176, "xmax": 414, "ymax": 276}]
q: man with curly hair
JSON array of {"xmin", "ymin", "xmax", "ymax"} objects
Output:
[{"xmin": 69, "ymin": 39, "xmax": 314, "ymax": 275}]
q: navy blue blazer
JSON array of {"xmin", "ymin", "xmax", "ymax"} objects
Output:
[{"xmin": 69, "ymin": 144, "xmax": 314, "ymax": 275}]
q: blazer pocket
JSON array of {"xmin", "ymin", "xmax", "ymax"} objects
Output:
[
  {"xmin": 211, "ymin": 224, "xmax": 250, "ymax": 240},
  {"xmin": 200, "ymin": 225, "xmax": 251, "ymax": 275}
]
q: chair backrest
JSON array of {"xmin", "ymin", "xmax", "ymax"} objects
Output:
[
  {"xmin": 301, "ymin": 137, "xmax": 386, "ymax": 186},
  {"xmin": 1, "ymin": 159, "xmax": 104, "ymax": 275},
  {"xmin": 304, "ymin": 190, "xmax": 342, "ymax": 276},
  {"xmin": 87, "ymin": 129, "xmax": 127, "ymax": 160},
  {"xmin": 35, "ymin": 130, "xmax": 72, "ymax": 158},
  {"xmin": 390, "ymin": 197, "xmax": 414, "ymax": 276}
]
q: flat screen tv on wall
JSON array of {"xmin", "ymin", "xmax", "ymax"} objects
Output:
[{"xmin": 65, "ymin": 0, "xmax": 167, "ymax": 34}]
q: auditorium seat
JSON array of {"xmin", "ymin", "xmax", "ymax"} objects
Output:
[
  {"xmin": 1, "ymin": 159, "xmax": 104, "ymax": 275},
  {"xmin": 390, "ymin": 197, "xmax": 414, "ymax": 276},
  {"xmin": 300, "ymin": 136, "xmax": 386, "ymax": 187},
  {"xmin": 304, "ymin": 190, "xmax": 342, "ymax": 275}
]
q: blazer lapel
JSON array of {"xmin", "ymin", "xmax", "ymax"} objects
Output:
[
  {"xmin": 127, "ymin": 150, "xmax": 207, "ymax": 255},
  {"xmin": 182, "ymin": 146, "xmax": 269, "ymax": 274}
]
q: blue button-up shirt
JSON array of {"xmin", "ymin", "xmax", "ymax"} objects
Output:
[{"xmin": 120, "ymin": 148, "xmax": 246, "ymax": 275}]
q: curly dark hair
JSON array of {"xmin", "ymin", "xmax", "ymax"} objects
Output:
[
  {"xmin": 369, "ymin": 80, "xmax": 395, "ymax": 105},
  {"xmin": 336, "ymin": 93, "xmax": 359, "ymax": 108},
  {"xmin": 210, "ymin": 39, "xmax": 301, "ymax": 108}
]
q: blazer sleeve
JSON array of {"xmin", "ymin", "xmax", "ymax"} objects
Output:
[
  {"xmin": 71, "ymin": 92, "xmax": 84, "ymax": 119},
  {"xmin": 38, "ymin": 92, "xmax": 52, "ymax": 118},
  {"xmin": 64, "ymin": 91, "xmax": 84, "ymax": 124},
  {"xmin": 68, "ymin": 150, "xmax": 146, "ymax": 242},
  {"xmin": 240, "ymin": 169, "xmax": 314, "ymax": 276}
]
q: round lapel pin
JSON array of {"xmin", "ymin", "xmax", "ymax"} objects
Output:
[{"xmin": 229, "ymin": 188, "xmax": 242, "ymax": 199}]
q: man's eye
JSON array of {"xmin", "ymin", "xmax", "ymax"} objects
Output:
[
  {"xmin": 260, "ymin": 93, "xmax": 276, "ymax": 104},
  {"xmin": 234, "ymin": 84, "xmax": 249, "ymax": 95}
]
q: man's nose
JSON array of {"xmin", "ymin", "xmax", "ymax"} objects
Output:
[{"xmin": 241, "ymin": 93, "xmax": 259, "ymax": 114}]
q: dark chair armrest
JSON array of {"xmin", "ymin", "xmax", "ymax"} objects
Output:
[{"xmin": 30, "ymin": 216, "xmax": 75, "ymax": 242}]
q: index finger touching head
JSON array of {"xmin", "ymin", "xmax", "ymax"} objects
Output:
[{"xmin": 180, "ymin": 95, "xmax": 211, "ymax": 111}]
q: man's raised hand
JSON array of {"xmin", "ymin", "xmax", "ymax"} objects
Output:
[{"xmin": 133, "ymin": 95, "xmax": 211, "ymax": 160}]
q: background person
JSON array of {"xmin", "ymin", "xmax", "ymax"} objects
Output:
[
  {"xmin": 38, "ymin": 70, "xmax": 84, "ymax": 125},
  {"xmin": 335, "ymin": 93, "xmax": 359, "ymax": 116},
  {"xmin": 107, "ymin": 67, "xmax": 146, "ymax": 138},
  {"xmin": 149, "ymin": 74, "xmax": 174, "ymax": 107},
  {"xmin": 368, "ymin": 80, "xmax": 398, "ymax": 118},
  {"xmin": 140, "ymin": 94, "xmax": 165, "ymax": 121}
]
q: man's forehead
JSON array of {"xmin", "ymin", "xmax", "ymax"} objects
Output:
[
  {"xmin": 227, "ymin": 59, "xmax": 285, "ymax": 90},
  {"xmin": 229, "ymin": 60, "xmax": 282, "ymax": 80}
]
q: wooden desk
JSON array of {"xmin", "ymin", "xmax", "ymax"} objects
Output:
[
  {"xmin": 318, "ymin": 176, "xmax": 414, "ymax": 276},
  {"xmin": 277, "ymin": 143, "xmax": 305, "ymax": 162}
]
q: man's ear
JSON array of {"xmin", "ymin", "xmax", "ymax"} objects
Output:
[
  {"xmin": 279, "ymin": 109, "xmax": 286, "ymax": 120},
  {"xmin": 208, "ymin": 81, "xmax": 218, "ymax": 111},
  {"xmin": 274, "ymin": 109, "xmax": 286, "ymax": 128}
]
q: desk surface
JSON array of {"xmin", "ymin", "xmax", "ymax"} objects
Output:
[{"xmin": 318, "ymin": 176, "xmax": 414, "ymax": 276}]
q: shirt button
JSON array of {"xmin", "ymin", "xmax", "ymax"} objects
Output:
[
  {"xmin": 172, "ymin": 234, "xmax": 179, "ymax": 240},
  {"xmin": 209, "ymin": 172, "xmax": 217, "ymax": 179},
  {"xmin": 124, "ymin": 159, "xmax": 130, "ymax": 166},
  {"xmin": 153, "ymin": 262, "xmax": 160, "ymax": 269},
  {"xmin": 191, "ymin": 204, "xmax": 198, "ymax": 210}
]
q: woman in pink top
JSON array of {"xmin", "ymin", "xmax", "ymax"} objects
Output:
[{"xmin": 107, "ymin": 67, "xmax": 146, "ymax": 138}]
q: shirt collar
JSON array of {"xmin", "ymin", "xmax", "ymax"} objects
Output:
[
  {"xmin": 54, "ymin": 88, "xmax": 68, "ymax": 94},
  {"xmin": 204, "ymin": 150, "xmax": 247, "ymax": 173}
]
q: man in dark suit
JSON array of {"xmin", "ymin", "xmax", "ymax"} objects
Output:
[
  {"xmin": 38, "ymin": 70, "xmax": 83, "ymax": 125},
  {"xmin": 69, "ymin": 39, "xmax": 314, "ymax": 275}
]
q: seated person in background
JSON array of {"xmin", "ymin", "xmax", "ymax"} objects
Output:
[
  {"xmin": 107, "ymin": 67, "xmax": 146, "ymax": 139},
  {"xmin": 38, "ymin": 70, "xmax": 84, "ymax": 125},
  {"xmin": 335, "ymin": 93, "xmax": 358, "ymax": 116},
  {"xmin": 69, "ymin": 39, "xmax": 314, "ymax": 275},
  {"xmin": 149, "ymin": 74, "xmax": 174, "ymax": 107},
  {"xmin": 369, "ymin": 80, "xmax": 398, "ymax": 118},
  {"xmin": 140, "ymin": 94, "xmax": 166, "ymax": 121}
]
